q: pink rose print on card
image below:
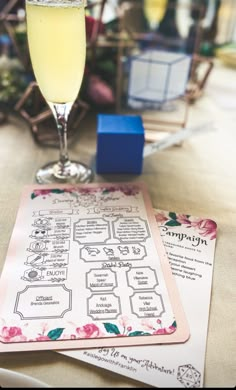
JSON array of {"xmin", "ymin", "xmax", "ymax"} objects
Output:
[
  {"xmin": 0, "ymin": 326, "xmax": 27, "ymax": 342},
  {"xmin": 156, "ymin": 212, "xmax": 217, "ymax": 240},
  {"xmin": 141, "ymin": 318, "xmax": 176, "ymax": 335},
  {"xmin": 76, "ymin": 324, "xmax": 105, "ymax": 339},
  {"xmin": 155, "ymin": 212, "xmax": 169, "ymax": 224},
  {"xmin": 31, "ymin": 185, "xmax": 141, "ymax": 200},
  {"xmin": 176, "ymin": 214, "xmax": 191, "ymax": 225},
  {"xmin": 191, "ymin": 219, "xmax": 217, "ymax": 240}
]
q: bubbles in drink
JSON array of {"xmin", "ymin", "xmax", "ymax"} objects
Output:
[{"xmin": 26, "ymin": 0, "xmax": 84, "ymax": 8}]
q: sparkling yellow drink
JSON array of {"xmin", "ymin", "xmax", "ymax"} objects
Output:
[
  {"xmin": 26, "ymin": 0, "xmax": 86, "ymax": 104},
  {"xmin": 144, "ymin": 0, "xmax": 167, "ymax": 30}
]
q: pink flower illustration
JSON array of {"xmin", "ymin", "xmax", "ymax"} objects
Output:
[
  {"xmin": 40, "ymin": 322, "xmax": 49, "ymax": 334},
  {"xmin": 79, "ymin": 188, "xmax": 96, "ymax": 194},
  {"xmin": 118, "ymin": 315, "xmax": 129, "ymax": 328},
  {"xmin": 103, "ymin": 185, "xmax": 140, "ymax": 196},
  {"xmin": 141, "ymin": 319, "xmax": 155, "ymax": 330},
  {"xmin": 191, "ymin": 219, "xmax": 217, "ymax": 240},
  {"xmin": 153, "ymin": 325, "xmax": 176, "ymax": 335},
  {"xmin": 120, "ymin": 186, "xmax": 140, "ymax": 196},
  {"xmin": 76, "ymin": 323, "xmax": 103, "ymax": 338},
  {"xmin": 1, "ymin": 326, "xmax": 22, "ymax": 339},
  {"xmin": 35, "ymin": 335, "xmax": 51, "ymax": 341},
  {"xmin": 33, "ymin": 189, "xmax": 52, "ymax": 197},
  {"xmin": 0, "ymin": 326, "xmax": 27, "ymax": 342},
  {"xmin": 155, "ymin": 212, "xmax": 168, "ymax": 224},
  {"xmin": 176, "ymin": 214, "xmax": 191, "ymax": 225},
  {"xmin": 153, "ymin": 328, "xmax": 166, "ymax": 335}
]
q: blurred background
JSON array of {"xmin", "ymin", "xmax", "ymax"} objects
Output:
[{"xmin": 0, "ymin": 0, "xmax": 235, "ymax": 143}]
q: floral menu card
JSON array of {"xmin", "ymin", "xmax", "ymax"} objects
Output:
[
  {"xmin": 61, "ymin": 209, "xmax": 217, "ymax": 388},
  {"xmin": 0, "ymin": 183, "xmax": 189, "ymax": 352}
]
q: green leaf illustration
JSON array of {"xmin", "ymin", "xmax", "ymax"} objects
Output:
[
  {"xmin": 103, "ymin": 323, "xmax": 121, "ymax": 335},
  {"xmin": 169, "ymin": 212, "xmax": 177, "ymax": 220},
  {"xmin": 31, "ymin": 193, "xmax": 37, "ymax": 199},
  {"xmin": 51, "ymin": 189, "xmax": 65, "ymax": 194},
  {"xmin": 47, "ymin": 328, "xmax": 64, "ymax": 340},
  {"xmin": 128, "ymin": 331, "xmax": 151, "ymax": 337},
  {"xmin": 172, "ymin": 321, "xmax": 177, "ymax": 328},
  {"xmin": 165, "ymin": 220, "xmax": 181, "ymax": 227}
]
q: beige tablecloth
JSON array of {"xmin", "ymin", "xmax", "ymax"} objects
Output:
[{"xmin": 0, "ymin": 62, "xmax": 235, "ymax": 387}]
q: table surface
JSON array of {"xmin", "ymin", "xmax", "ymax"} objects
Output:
[{"xmin": 0, "ymin": 61, "xmax": 235, "ymax": 388}]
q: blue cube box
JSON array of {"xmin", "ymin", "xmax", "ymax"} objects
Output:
[{"xmin": 96, "ymin": 114, "xmax": 145, "ymax": 174}]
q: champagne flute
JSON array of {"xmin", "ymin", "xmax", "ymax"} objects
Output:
[
  {"xmin": 25, "ymin": 0, "xmax": 93, "ymax": 184},
  {"xmin": 143, "ymin": 0, "xmax": 168, "ymax": 31}
]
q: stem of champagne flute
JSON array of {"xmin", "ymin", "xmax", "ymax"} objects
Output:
[
  {"xmin": 35, "ymin": 100, "xmax": 93, "ymax": 184},
  {"xmin": 49, "ymin": 102, "xmax": 73, "ymax": 177},
  {"xmin": 150, "ymin": 21, "xmax": 159, "ymax": 31}
]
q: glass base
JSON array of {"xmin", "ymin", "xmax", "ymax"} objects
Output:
[{"xmin": 35, "ymin": 160, "xmax": 94, "ymax": 184}]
